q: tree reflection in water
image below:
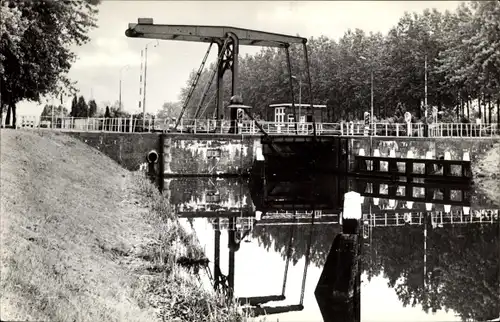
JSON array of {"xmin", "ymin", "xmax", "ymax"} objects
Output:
[
  {"xmin": 168, "ymin": 175, "xmax": 499, "ymax": 321},
  {"xmin": 362, "ymin": 222, "xmax": 499, "ymax": 321},
  {"xmin": 251, "ymin": 223, "xmax": 341, "ymax": 267},
  {"xmin": 252, "ymin": 213, "xmax": 499, "ymax": 321}
]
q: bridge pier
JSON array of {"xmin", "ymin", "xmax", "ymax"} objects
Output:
[{"xmin": 260, "ymin": 136, "xmax": 348, "ymax": 174}]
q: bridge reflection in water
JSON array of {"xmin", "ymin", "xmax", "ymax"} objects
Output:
[{"xmin": 164, "ymin": 173, "xmax": 499, "ymax": 322}]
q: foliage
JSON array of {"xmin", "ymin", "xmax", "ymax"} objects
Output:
[
  {"xmin": 40, "ymin": 105, "xmax": 69, "ymax": 119},
  {"xmin": 251, "ymin": 224, "xmax": 340, "ymax": 268},
  {"xmin": 88, "ymin": 99, "xmax": 98, "ymax": 117},
  {"xmin": 111, "ymin": 106, "xmax": 131, "ymax": 118},
  {"xmin": 1, "ymin": 0, "xmax": 100, "ymax": 126},
  {"xmin": 70, "ymin": 95, "xmax": 89, "ymax": 117},
  {"xmin": 157, "ymin": 101, "xmax": 182, "ymax": 120},
  {"xmin": 134, "ymin": 175, "xmax": 250, "ymax": 322},
  {"xmin": 177, "ymin": 1, "xmax": 500, "ymax": 124}
]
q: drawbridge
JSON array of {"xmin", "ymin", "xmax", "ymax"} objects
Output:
[{"xmin": 125, "ymin": 18, "xmax": 317, "ymax": 136}]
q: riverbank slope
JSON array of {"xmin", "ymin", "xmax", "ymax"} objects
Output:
[
  {"xmin": 474, "ymin": 142, "xmax": 500, "ymax": 207},
  {"xmin": 0, "ymin": 129, "xmax": 244, "ymax": 322}
]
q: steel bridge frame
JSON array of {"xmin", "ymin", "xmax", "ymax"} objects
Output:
[{"xmin": 125, "ymin": 19, "xmax": 317, "ymax": 136}]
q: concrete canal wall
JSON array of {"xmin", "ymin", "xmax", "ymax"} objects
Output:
[
  {"xmin": 66, "ymin": 132, "xmax": 159, "ymax": 171},
  {"xmin": 67, "ymin": 131, "xmax": 499, "ymax": 174},
  {"xmin": 66, "ymin": 132, "xmax": 261, "ymax": 174},
  {"xmin": 351, "ymin": 137, "xmax": 500, "ymax": 165}
]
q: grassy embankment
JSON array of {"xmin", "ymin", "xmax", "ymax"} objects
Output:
[
  {"xmin": 473, "ymin": 142, "xmax": 500, "ymax": 207},
  {"xmin": 0, "ymin": 129, "xmax": 248, "ymax": 322}
]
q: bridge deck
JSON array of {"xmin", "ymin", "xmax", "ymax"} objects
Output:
[{"xmin": 16, "ymin": 116, "xmax": 500, "ymax": 139}]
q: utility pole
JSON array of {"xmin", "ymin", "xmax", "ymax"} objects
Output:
[
  {"xmin": 142, "ymin": 45, "xmax": 148, "ymax": 130},
  {"xmin": 60, "ymin": 93, "xmax": 64, "ymax": 128},
  {"xmin": 370, "ymin": 67, "xmax": 374, "ymax": 133},
  {"xmin": 142, "ymin": 40, "xmax": 159, "ymax": 130},
  {"xmin": 51, "ymin": 97, "xmax": 55, "ymax": 129},
  {"xmin": 299, "ymin": 78, "xmax": 302, "ymax": 122},
  {"xmin": 119, "ymin": 65, "xmax": 130, "ymax": 110},
  {"xmin": 291, "ymin": 75, "xmax": 302, "ymax": 122},
  {"xmin": 359, "ymin": 55, "xmax": 374, "ymax": 133},
  {"xmin": 424, "ymin": 54, "xmax": 428, "ymax": 120}
]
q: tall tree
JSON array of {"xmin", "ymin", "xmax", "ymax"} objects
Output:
[
  {"xmin": 88, "ymin": 99, "xmax": 98, "ymax": 117},
  {"xmin": 40, "ymin": 104, "xmax": 69, "ymax": 119},
  {"xmin": 104, "ymin": 106, "xmax": 111, "ymax": 118},
  {"xmin": 76, "ymin": 96, "xmax": 88, "ymax": 117},
  {"xmin": 70, "ymin": 95, "xmax": 78, "ymax": 117},
  {"xmin": 0, "ymin": 0, "xmax": 100, "ymax": 127}
]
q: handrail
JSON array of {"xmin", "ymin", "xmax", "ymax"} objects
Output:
[
  {"xmin": 14, "ymin": 115, "xmax": 500, "ymax": 138},
  {"xmin": 365, "ymin": 209, "xmax": 498, "ymax": 228}
]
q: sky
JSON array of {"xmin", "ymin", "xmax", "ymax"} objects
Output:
[{"xmin": 17, "ymin": 1, "xmax": 463, "ymax": 117}]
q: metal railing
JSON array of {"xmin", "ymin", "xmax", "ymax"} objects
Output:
[
  {"xmin": 14, "ymin": 115, "xmax": 500, "ymax": 138},
  {"xmin": 19, "ymin": 115, "xmax": 164, "ymax": 133},
  {"xmin": 429, "ymin": 123, "xmax": 499, "ymax": 138},
  {"xmin": 363, "ymin": 208, "xmax": 499, "ymax": 228}
]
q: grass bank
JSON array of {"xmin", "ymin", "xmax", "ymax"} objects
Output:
[{"xmin": 0, "ymin": 129, "xmax": 248, "ymax": 322}]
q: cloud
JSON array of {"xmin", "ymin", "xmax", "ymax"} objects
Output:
[{"xmin": 71, "ymin": 36, "xmax": 162, "ymax": 69}]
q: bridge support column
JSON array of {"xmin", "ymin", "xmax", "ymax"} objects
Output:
[
  {"xmin": 215, "ymin": 32, "xmax": 241, "ymax": 134},
  {"xmin": 162, "ymin": 136, "xmax": 172, "ymax": 174}
]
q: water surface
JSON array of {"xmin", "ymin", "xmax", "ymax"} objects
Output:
[{"xmin": 165, "ymin": 176, "xmax": 499, "ymax": 322}]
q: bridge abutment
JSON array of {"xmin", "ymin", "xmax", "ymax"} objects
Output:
[{"xmin": 65, "ymin": 132, "xmax": 498, "ymax": 177}]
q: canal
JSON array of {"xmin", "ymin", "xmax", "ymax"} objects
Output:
[{"xmin": 162, "ymin": 174, "xmax": 499, "ymax": 322}]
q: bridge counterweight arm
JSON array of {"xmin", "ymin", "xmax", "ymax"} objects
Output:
[{"xmin": 126, "ymin": 21, "xmax": 307, "ymax": 48}]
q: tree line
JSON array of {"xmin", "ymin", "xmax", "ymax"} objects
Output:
[
  {"xmin": 178, "ymin": 1, "xmax": 500, "ymax": 124},
  {"xmin": 39, "ymin": 95, "xmax": 159, "ymax": 122},
  {"xmin": 1, "ymin": 0, "xmax": 101, "ymax": 127}
]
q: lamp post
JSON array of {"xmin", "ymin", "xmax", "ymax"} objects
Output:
[
  {"xmin": 424, "ymin": 53, "xmax": 428, "ymax": 121},
  {"xmin": 291, "ymin": 75, "xmax": 302, "ymax": 122},
  {"xmin": 424, "ymin": 30, "xmax": 434, "ymax": 136},
  {"xmin": 359, "ymin": 55, "xmax": 374, "ymax": 134},
  {"xmin": 119, "ymin": 64, "xmax": 130, "ymax": 110},
  {"xmin": 51, "ymin": 96, "xmax": 55, "ymax": 129},
  {"xmin": 142, "ymin": 40, "xmax": 159, "ymax": 130}
]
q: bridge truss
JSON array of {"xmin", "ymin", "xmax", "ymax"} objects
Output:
[{"xmin": 125, "ymin": 19, "xmax": 317, "ymax": 136}]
